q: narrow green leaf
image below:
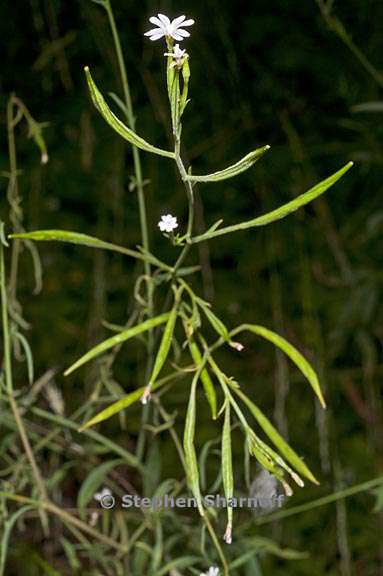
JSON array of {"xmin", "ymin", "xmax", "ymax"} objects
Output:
[
  {"xmin": 79, "ymin": 388, "xmax": 144, "ymax": 431},
  {"xmin": 77, "ymin": 459, "xmax": 122, "ymax": 510},
  {"xmin": 233, "ymin": 324, "xmax": 326, "ymax": 408},
  {"xmin": 229, "ymin": 538, "xmax": 307, "ymax": 566},
  {"xmin": 197, "ymin": 299, "xmax": 230, "ymax": 341},
  {"xmin": 85, "ymin": 67, "xmax": 175, "ymax": 159},
  {"xmin": 155, "ymin": 556, "xmax": 200, "ymax": 576},
  {"xmin": 148, "ymin": 306, "xmax": 178, "ymax": 388},
  {"xmin": 246, "ymin": 429, "xmax": 284, "ymax": 483},
  {"xmin": 9, "ymin": 229, "xmax": 170, "ymax": 270},
  {"xmin": 169, "ymin": 70, "xmax": 180, "ymax": 135},
  {"xmin": 79, "ymin": 369, "xmax": 186, "ymax": 431},
  {"xmin": 222, "ymin": 402, "xmax": 233, "ymax": 544},
  {"xmin": 205, "ymin": 219, "xmax": 224, "ymax": 234},
  {"xmin": 188, "ymin": 340, "xmax": 217, "ymax": 419},
  {"xmin": 30, "ymin": 554, "xmax": 61, "ymax": 576},
  {"xmin": 183, "ymin": 372, "xmax": 204, "ymax": 516},
  {"xmin": 233, "ymin": 386, "xmax": 318, "ymax": 484},
  {"xmin": 13, "ymin": 331, "xmax": 34, "ymax": 385},
  {"xmin": 151, "ymin": 522, "xmax": 163, "ymax": 572},
  {"xmin": 185, "ymin": 146, "xmax": 270, "ymax": 183},
  {"xmin": 31, "ymin": 406, "xmax": 140, "ymax": 467},
  {"xmin": 60, "ymin": 537, "xmax": 81, "ymax": 572},
  {"xmin": 65, "ymin": 313, "xmax": 170, "ymax": 376},
  {"xmin": 0, "ymin": 506, "xmax": 34, "ymax": 576},
  {"xmin": 191, "ymin": 162, "xmax": 353, "ymax": 243}
]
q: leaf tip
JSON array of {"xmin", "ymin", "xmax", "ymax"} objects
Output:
[
  {"xmin": 319, "ymin": 395, "xmax": 327, "ymax": 409},
  {"xmin": 78, "ymin": 417, "xmax": 96, "ymax": 432}
]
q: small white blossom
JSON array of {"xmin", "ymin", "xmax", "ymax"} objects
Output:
[
  {"xmin": 164, "ymin": 44, "xmax": 187, "ymax": 66},
  {"xmin": 93, "ymin": 487, "xmax": 111, "ymax": 502},
  {"xmin": 158, "ymin": 214, "xmax": 178, "ymax": 233},
  {"xmin": 145, "ymin": 14, "xmax": 194, "ymax": 42},
  {"xmin": 200, "ymin": 568, "xmax": 220, "ymax": 576},
  {"xmin": 223, "ymin": 522, "xmax": 232, "ymax": 544},
  {"xmin": 229, "ymin": 340, "xmax": 244, "ymax": 352},
  {"xmin": 140, "ymin": 387, "xmax": 151, "ymax": 405}
]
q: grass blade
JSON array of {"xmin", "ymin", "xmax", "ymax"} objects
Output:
[
  {"xmin": 78, "ymin": 459, "xmax": 123, "ymax": 510},
  {"xmin": 154, "ymin": 556, "xmax": 200, "ymax": 576},
  {"xmin": 0, "ymin": 506, "xmax": 34, "ymax": 576}
]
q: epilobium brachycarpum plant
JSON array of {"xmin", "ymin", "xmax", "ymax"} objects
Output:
[{"xmin": 10, "ymin": 8, "xmax": 353, "ymax": 571}]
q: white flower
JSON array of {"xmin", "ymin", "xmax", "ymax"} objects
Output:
[
  {"xmin": 93, "ymin": 487, "xmax": 111, "ymax": 502},
  {"xmin": 164, "ymin": 44, "xmax": 187, "ymax": 66},
  {"xmin": 145, "ymin": 14, "xmax": 194, "ymax": 42},
  {"xmin": 158, "ymin": 214, "xmax": 178, "ymax": 233},
  {"xmin": 200, "ymin": 568, "xmax": 220, "ymax": 576}
]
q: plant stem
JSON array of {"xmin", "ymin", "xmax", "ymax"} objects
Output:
[
  {"xmin": 0, "ymin": 234, "xmax": 49, "ymax": 531},
  {"xmin": 172, "ymin": 133, "xmax": 195, "ymax": 273},
  {"xmin": 6, "ymin": 97, "xmax": 22, "ymax": 304},
  {"xmin": 102, "ymin": 0, "xmax": 154, "ymax": 460},
  {"xmin": 154, "ymin": 386, "xmax": 230, "ymax": 575},
  {"xmin": 253, "ymin": 475, "xmax": 383, "ymax": 525},
  {"xmin": 316, "ymin": 0, "xmax": 383, "ymax": 89},
  {"xmin": 204, "ymin": 513, "xmax": 230, "ymax": 576},
  {"xmin": 0, "ymin": 492, "xmax": 129, "ymax": 554},
  {"xmin": 31, "ymin": 405, "xmax": 142, "ymax": 470},
  {"xmin": 0, "ymin": 239, "xmax": 12, "ymax": 399},
  {"xmin": 104, "ymin": 0, "xmax": 152, "ymax": 314},
  {"xmin": 165, "ymin": 74, "xmax": 229, "ymax": 571}
]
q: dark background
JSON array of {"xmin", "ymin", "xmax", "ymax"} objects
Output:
[{"xmin": 0, "ymin": 0, "xmax": 382, "ymax": 574}]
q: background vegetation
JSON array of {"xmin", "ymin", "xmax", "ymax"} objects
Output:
[{"xmin": 0, "ymin": 0, "xmax": 382, "ymax": 574}]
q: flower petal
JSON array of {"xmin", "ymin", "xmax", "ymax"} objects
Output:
[
  {"xmin": 171, "ymin": 15, "xmax": 186, "ymax": 27},
  {"xmin": 172, "ymin": 32, "xmax": 185, "ymax": 41},
  {"xmin": 175, "ymin": 28, "xmax": 190, "ymax": 37},
  {"xmin": 149, "ymin": 16, "xmax": 165, "ymax": 27},
  {"xmin": 144, "ymin": 27, "xmax": 163, "ymax": 36},
  {"xmin": 148, "ymin": 32, "xmax": 165, "ymax": 41},
  {"xmin": 180, "ymin": 19, "xmax": 195, "ymax": 27},
  {"xmin": 157, "ymin": 13, "xmax": 171, "ymax": 26}
]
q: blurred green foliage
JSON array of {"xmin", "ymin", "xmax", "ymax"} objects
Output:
[{"xmin": 0, "ymin": 0, "xmax": 382, "ymax": 574}]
